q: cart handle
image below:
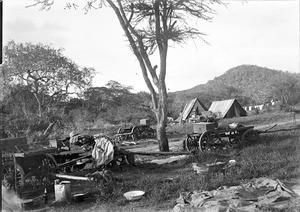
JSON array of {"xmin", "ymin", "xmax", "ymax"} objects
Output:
[
  {"xmin": 258, "ymin": 124, "xmax": 277, "ymax": 133},
  {"xmin": 58, "ymin": 155, "xmax": 92, "ymax": 169}
]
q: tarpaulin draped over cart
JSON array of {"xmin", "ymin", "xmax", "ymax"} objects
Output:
[
  {"xmin": 92, "ymin": 136, "xmax": 114, "ymax": 167},
  {"xmin": 173, "ymin": 178, "xmax": 298, "ymax": 212}
]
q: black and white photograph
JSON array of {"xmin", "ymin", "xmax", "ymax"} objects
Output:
[{"xmin": 1, "ymin": 0, "xmax": 300, "ymax": 211}]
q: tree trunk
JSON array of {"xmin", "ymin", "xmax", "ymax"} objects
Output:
[
  {"xmin": 156, "ymin": 120, "xmax": 169, "ymax": 151},
  {"xmin": 155, "ymin": 52, "xmax": 169, "ymax": 151},
  {"xmin": 33, "ymin": 92, "xmax": 42, "ymax": 117},
  {"xmin": 154, "ymin": 83, "xmax": 169, "ymax": 151},
  {"xmin": 107, "ymin": 0, "xmax": 170, "ymax": 151},
  {"xmin": 41, "ymin": 121, "xmax": 56, "ymax": 141}
]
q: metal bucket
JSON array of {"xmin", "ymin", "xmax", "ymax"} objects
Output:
[{"xmin": 54, "ymin": 180, "xmax": 71, "ymax": 202}]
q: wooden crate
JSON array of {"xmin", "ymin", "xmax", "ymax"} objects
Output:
[
  {"xmin": 140, "ymin": 119, "xmax": 150, "ymax": 125},
  {"xmin": 193, "ymin": 122, "xmax": 216, "ymax": 134}
]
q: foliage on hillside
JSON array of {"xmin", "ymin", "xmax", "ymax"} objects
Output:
[
  {"xmin": 177, "ymin": 65, "xmax": 300, "ymax": 102},
  {"xmin": 168, "ymin": 65, "xmax": 300, "ymax": 118}
]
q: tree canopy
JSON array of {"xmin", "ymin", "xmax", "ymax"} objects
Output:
[
  {"xmin": 1, "ymin": 41, "xmax": 95, "ymax": 139},
  {"xmin": 3, "ymin": 41, "xmax": 95, "ymax": 116}
]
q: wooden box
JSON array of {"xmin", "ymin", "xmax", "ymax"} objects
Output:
[
  {"xmin": 193, "ymin": 122, "xmax": 216, "ymax": 134},
  {"xmin": 140, "ymin": 119, "xmax": 150, "ymax": 125}
]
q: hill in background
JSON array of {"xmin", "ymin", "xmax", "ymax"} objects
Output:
[{"xmin": 168, "ymin": 65, "xmax": 300, "ymax": 118}]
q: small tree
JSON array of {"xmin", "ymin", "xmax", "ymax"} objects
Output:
[
  {"xmin": 31, "ymin": 0, "xmax": 222, "ymax": 151},
  {"xmin": 84, "ymin": 81, "xmax": 134, "ymax": 120},
  {"xmin": 270, "ymin": 74, "xmax": 300, "ymax": 107}
]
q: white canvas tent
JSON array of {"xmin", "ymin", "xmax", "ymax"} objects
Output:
[
  {"xmin": 180, "ymin": 98, "xmax": 208, "ymax": 121},
  {"xmin": 209, "ymin": 99, "xmax": 247, "ymax": 118}
]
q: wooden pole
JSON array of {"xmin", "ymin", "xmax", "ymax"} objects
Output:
[
  {"xmin": 129, "ymin": 151, "xmax": 192, "ymax": 156},
  {"xmin": 54, "ymin": 174, "xmax": 91, "ymax": 181},
  {"xmin": 259, "ymin": 126, "xmax": 300, "ymax": 134},
  {"xmin": 57, "ymin": 155, "xmax": 92, "ymax": 169}
]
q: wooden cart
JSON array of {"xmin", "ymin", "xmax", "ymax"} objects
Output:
[
  {"xmin": 1, "ymin": 137, "xmax": 58, "ymax": 199},
  {"xmin": 49, "ymin": 138, "xmax": 91, "ymax": 173},
  {"xmin": 116, "ymin": 125, "xmax": 156, "ymax": 141},
  {"xmin": 184, "ymin": 122, "xmax": 260, "ymax": 152},
  {"xmin": 1, "ymin": 136, "xmax": 132, "ymax": 199}
]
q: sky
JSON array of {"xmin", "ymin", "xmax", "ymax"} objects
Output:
[{"xmin": 3, "ymin": 0, "xmax": 299, "ymax": 93}]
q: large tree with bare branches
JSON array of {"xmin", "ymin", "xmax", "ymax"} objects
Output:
[
  {"xmin": 31, "ymin": 0, "xmax": 222, "ymax": 151},
  {"xmin": 2, "ymin": 41, "xmax": 94, "ymax": 139}
]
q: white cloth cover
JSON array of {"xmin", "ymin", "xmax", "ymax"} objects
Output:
[
  {"xmin": 173, "ymin": 178, "xmax": 298, "ymax": 212},
  {"xmin": 92, "ymin": 136, "xmax": 114, "ymax": 167}
]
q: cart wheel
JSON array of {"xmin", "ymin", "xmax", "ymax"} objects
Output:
[
  {"xmin": 2, "ymin": 162, "xmax": 25, "ymax": 190},
  {"xmin": 23, "ymin": 154, "xmax": 58, "ymax": 192},
  {"xmin": 185, "ymin": 136, "xmax": 199, "ymax": 152},
  {"xmin": 42, "ymin": 154, "xmax": 58, "ymax": 186},
  {"xmin": 150, "ymin": 129, "xmax": 156, "ymax": 138},
  {"xmin": 199, "ymin": 131, "xmax": 221, "ymax": 152},
  {"xmin": 241, "ymin": 129, "xmax": 260, "ymax": 147},
  {"xmin": 131, "ymin": 134, "xmax": 137, "ymax": 141},
  {"xmin": 45, "ymin": 153, "xmax": 59, "ymax": 171},
  {"xmin": 229, "ymin": 131, "xmax": 241, "ymax": 144},
  {"xmin": 132, "ymin": 127, "xmax": 140, "ymax": 140}
]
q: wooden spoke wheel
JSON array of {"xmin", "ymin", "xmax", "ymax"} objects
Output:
[
  {"xmin": 131, "ymin": 127, "xmax": 139, "ymax": 141},
  {"xmin": 150, "ymin": 129, "xmax": 156, "ymax": 138},
  {"xmin": 146, "ymin": 129, "xmax": 155, "ymax": 138},
  {"xmin": 41, "ymin": 154, "xmax": 58, "ymax": 187},
  {"xmin": 2, "ymin": 162, "xmax": 25, "ymax": 191},
  {"xmin": 241, "ymin": 129, "xmax": 260, "ymax": 147},
  {"xmin": 228, "ymin": 131, "xmax": 241, "ymax": 144},
  {"xmin": 23, "ymin": 154, "xmax": 58, "ymax": 192},
  {"xmin": 199, "ymin": 131, "xmax": 221, "ymax": 152},
  {"xmin": 185, "ymin": 135, "xmax": 200, "ymax": 152}
]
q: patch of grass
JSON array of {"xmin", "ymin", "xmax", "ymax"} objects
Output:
[
  {"xmin": 166, "ymin": 111, "xmax": 296, "ymax": 138},
  {"xmin": 219, "ymin": 111, "xmax": 294, "ymax": 127}
]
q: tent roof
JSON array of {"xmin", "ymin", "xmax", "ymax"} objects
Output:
[
  {"xmin": 209, "ymin": 99, "xmax": 247, "ymax": 118},
  {"xmin": 181, "ymin": 98, "xmax": 208, "ymax": 121}
]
